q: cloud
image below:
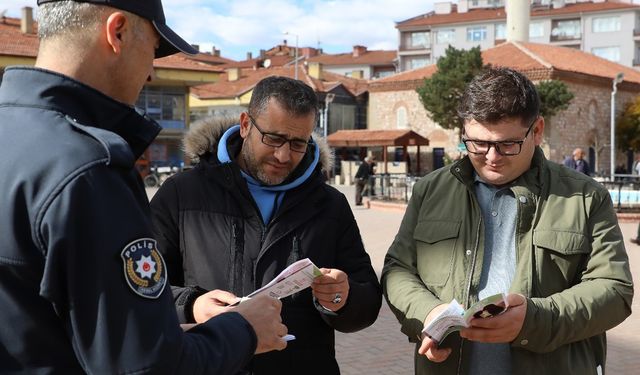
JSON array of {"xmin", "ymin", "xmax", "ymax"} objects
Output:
[
  {"xmin": 162, "ymin": 0, "xmax": 436, "ymax": 59},
  {"xmin": 0, "ymin": 0, "xmax": 438, "ymax": 60}
]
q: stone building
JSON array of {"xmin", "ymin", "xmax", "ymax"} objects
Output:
[{"xmin": 369, "ymin": 41, "xmax": 640, "ymax": 175}]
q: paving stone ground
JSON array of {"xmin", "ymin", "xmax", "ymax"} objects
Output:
[{"xmin": 332, "ymin": 184, "xmax": 640, "ymax": 375}]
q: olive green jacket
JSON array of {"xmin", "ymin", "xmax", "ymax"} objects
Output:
[{"xmin": 382, "ymin": 148, "xmax": 633, "ymax": 375}]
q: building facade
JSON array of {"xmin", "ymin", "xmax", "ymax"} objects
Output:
[
  {"xmin": 397, "ymin": 0, "xmax": 640, "ymax": 71},
  {"xmin": 371, "ymin": 41, "xmax": 640, "ymax": 176}
]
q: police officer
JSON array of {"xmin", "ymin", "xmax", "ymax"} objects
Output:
[{"xmin": 0, "ymin": 0, "xmax": 287, "ymax": 373}]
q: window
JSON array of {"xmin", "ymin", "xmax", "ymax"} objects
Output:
[
  {"xmin": 467, "ymin": 26, "xmax": 487, "ymax": 42},
  {"xmin": 593, "ymin": 16, "xmax": 621, "ymax": 33},
  {"xmin": 592, "ymin": 46, "xmax": 620, "ymax": 62},
  {"xmin": 495, "ymin": 23, "xmax": 506, "ymax": 39},
  {"xmin": 136, "ymin": 86, "xmax": 187, "ymax": 129},
  {"xmin": 436, "ymin": 29, "xmax": 455, "ymax": 44},
  {"xmin": 529, "ymin": 22, "xmax": 544, "ymax": 38},
  {"xmin": 551, "ymin": 19, "xmax": 581, "ymax": 40},
  {"xmin": 410, "ymin": 31, "xmax": 430, "ymax": 48},
  {"xmin": 396, "ymin": 107, "xmax": 408, "ymax": 129},
  {"xmin": 404, "ymin": 56, "xmax": 429, "ymax": 70}
]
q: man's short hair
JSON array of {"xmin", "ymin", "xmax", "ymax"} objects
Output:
[
  {"xmin": 458, "ymin": 67, "xmax": 540, "ymax": 127},
  {"xmin": 38, "ymin": 2, "xmax": 142, "ymax": 41},
  {"xmin": 248, "ymin": 76, "xmax": 319, "ymax": 119}
]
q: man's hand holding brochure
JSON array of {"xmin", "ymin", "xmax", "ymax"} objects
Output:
[{"xmin": 418, "ymin": 293, "xmax": 528, "ymax": 363}]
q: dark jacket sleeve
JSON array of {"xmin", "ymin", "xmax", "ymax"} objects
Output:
[
  {"xmin": 39, "ymin": 166, "xmax": 255, "ymax": 374},
  {"xmin": 150, "ymin": 176, "xmax": 206, "ymax": 323},
  {"xmin": 316, "ymin": 192, "xmax": 382, "ymax": 332}
]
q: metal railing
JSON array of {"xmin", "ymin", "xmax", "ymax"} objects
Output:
[
  {"xmin": 596, "ymin": 175, "xmax": 640, "ymax": 210},
  {"xmin": 366, "ymin": 174, "xmax": 421, "ymax": 203}
]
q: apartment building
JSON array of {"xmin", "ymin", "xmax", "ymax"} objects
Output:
[
  {"xmin": 397, "ymin": 0, "xmax": 640, "ymax": 71},
  {"xmin": 307, "ymin": 45, "xmax": 397, "ymax": 79}
]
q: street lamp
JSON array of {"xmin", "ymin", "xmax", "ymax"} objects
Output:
[
  {"xmin": 283, "ymin": 31, "xmax": 299, "ymax": 80},
  {"xmin": 611, "ymin": 72, "xmax": 624, "ymax": 179}
]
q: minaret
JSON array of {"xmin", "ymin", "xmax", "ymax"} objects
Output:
[{"xmin": 506, "ymin": 0, "xmax": 530, "ymax": 42}]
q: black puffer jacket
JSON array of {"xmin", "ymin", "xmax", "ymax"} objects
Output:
[{"xmin": 150, "ymin": 118, "xmax": 382, "ymax": 374}]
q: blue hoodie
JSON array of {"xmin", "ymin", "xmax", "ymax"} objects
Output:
[{"xmin": 217, "ymin": 125, "xmax": 320, "ymax": 224}]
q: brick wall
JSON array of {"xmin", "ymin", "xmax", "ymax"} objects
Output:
[{"xmin": 543, "ymin": 80, "xmax": 637, "ymax": 175}]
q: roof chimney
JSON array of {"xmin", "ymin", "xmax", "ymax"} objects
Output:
[
  {"xmin": 352, "ymin": 45, "xmax": 367, "ymax": 58},
  {"xmin": 434, "ymin": 2, "xmax": 453, "ymax": 15},
  {"xmin": 21, "ymin": 7, "xmax": 33, "ymax": 34},
  {"xmin": 247, "ymin": 52, "xmax": 253, "ymax": 60},
  {"xmin": 213, "ymin": 47, "xmax": 220, "ymax": 57},
  {"xmin": 506, "ymin": 0, "xmax": 530, "ymax": 42},
  {"xmin": 227, "ymin": 67, "xmax": 241, "ymax": 81},
  {"xmin": 259, "ymin": 49, "xmax": 266, "ymax": 58},
  {"xmin": 458, "ymin": 0, "xmax": 469, "ymax": 13},
  {"xmin": 309, "ymin": 62, "xmax": 323, "ymax": 80}
]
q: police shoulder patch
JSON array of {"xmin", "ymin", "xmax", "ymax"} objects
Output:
[{"xmin": 121, "ymin": 238, "xmax": 167, "ymax": 299}]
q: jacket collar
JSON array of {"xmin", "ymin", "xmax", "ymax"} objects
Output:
[
  {"xmin": 0, "ymin": 67, "xmax": 161, "ymax": 159},
  {"xmin": 451, "ymin": 147, "xmax": 546, "ymax": 196}
]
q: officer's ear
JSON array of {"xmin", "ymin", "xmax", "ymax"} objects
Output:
[{"xmin": 105, "ymin": 12, "xmax": 128, "ymax": 55}]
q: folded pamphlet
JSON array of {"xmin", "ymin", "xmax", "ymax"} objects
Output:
[
  {"xmin": 246, "ymin": 258, "xmax": 322, "ymax": 300},
  {"xmin": 422, "ymin": 293, "xmax": 509, "ymax": 343}
]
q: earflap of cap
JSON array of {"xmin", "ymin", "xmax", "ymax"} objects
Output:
[{"xmin": 153, "ymin": 21, "xmax": 197, "ymax": 58}]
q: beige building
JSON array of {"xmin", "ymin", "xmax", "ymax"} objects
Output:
[
  {"xmin": 369, "ymin": 41, "xmax": 640, "ymax": 175},
  {"xmin": 397, "ymin": 0, "xmax": 640, "ymax": 71}
]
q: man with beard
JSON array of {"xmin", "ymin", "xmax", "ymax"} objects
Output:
[{"xmin": 150, "ymin": 76, "xmax": 382, "ymax": 374}]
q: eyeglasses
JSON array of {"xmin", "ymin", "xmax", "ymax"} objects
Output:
[
  {"xmin": 247, "ymin": 114, "xmax": 311, "ymax": 154},
  {"xmin": 461, "ymin": 117, "xmax": 538, "ymax": 156}
]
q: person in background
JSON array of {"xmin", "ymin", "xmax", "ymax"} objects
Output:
[
  {"xmin": 0, "ymin": 1, "xmax": 287, "ymax": 373},
  {"xmin": 382, "ymin": 67, "xmax": 633, "ymax": 375},
  {"xmin": 573, "ymin": 148, "xmax": 590, "ymax": 175},
  {"xmin": 355, "ymin": 156, "xmax": 375, "ymax": 205},
  {"xmin": 150, "ymin": 76, "xmax": 382, "ymax": 374}
]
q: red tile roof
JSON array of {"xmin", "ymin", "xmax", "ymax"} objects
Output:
[
  {"xmin": 308, "ymin": 50, "xmax": 396, "ymax": 66},
  {"xmin": 0, "ymin": 17, "xmax": 39, "ymax": 57},
  {"xmin": 191, "ymin": 65, "xmax": 369, "ymax": 100},
  {"xmin": 397, "ymin": 1, "xmax": 640, "ymax": 29},
  {"xmin": 370, "ymin": 41, "xmax": 640, "ymax": 91},
  {"xmin": 0, "ymin": 17, "xmax": 221, "ymax": 73},
  {"xmin": 219, "ymin": 55, "xmax": 295, "ymax": 69},
  {"xmin": 154, "ymin": 53, "xmax": 224, "ymax": 72},
  {"xmin": 186, "ymin": 52, "xmax": 235, "ymax": 65},
  {"xmin": 327, "ymin": 129, "xmax": 430, "ymax": 147}
]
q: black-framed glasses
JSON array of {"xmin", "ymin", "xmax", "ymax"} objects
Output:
[
  {"xmin": 247, "ymin": 114, "xmax": 312, "ymax": 154},
  {"xmin": 461, "ymin": 117, "xmax": 538, "ymax": 156}
]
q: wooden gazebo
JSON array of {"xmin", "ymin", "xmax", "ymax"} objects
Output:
[{"xmin": 326, "ymin": 129, "xmax": 430, "ymax": 174}]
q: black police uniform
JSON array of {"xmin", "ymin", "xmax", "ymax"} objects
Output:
[{"xmin": 0, "ymin": 67, "xmax": 255, "ymax": 374}]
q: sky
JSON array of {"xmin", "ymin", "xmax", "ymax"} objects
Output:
[{"xmin": 0, "ymin": 0, "xmax": 438, "ymax": 61}]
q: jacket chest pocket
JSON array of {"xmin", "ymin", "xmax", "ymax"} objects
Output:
[
  {"xmin": 532, "ymin": 229, "xmax": 590, "ymax": 296},
  {"xmin": 413, "ymin": 220, "xmax": 460, "ymax": 288}
]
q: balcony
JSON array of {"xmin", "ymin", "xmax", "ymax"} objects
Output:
[{"xmin": 550, "ymin": 33, "xmax": 581, "ymax": 42}]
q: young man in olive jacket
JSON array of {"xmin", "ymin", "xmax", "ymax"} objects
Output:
[
  {"xmin": 150, "ymin": 76, "xmax": 382, "ymax": 374},
  {"xmin": 382, "ymin": 68, "xmax": 633, "ymax": 375}
]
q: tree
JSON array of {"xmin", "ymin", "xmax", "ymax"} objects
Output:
[
  {"xmin": 616, "ymin": 96, "xmax": 640, "ymax": 151},
  {"xmin": 536, "ymin": 80, "xmax": 574, "ymax": 119},
  {"xmin": 416, "ymin": 46, "xmax": 484, "ymax": 130}
]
